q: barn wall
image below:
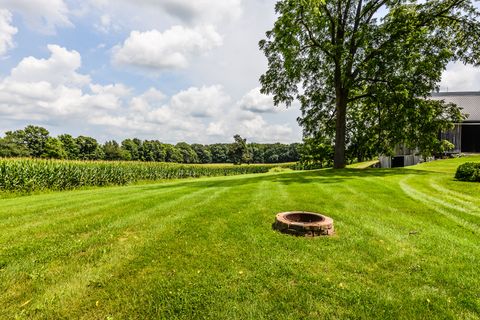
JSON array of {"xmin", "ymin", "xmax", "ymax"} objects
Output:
[{"xmin": 440, "ymin": 124, "xmax": 462, "ymax": 153}]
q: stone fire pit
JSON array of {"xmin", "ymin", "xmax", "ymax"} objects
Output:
[{"xmin": 273, "ymin": 211, "xmax": 334, "ymax": 237}]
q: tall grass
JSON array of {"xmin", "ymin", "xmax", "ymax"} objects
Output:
[{"xmin": 0, "ymin": 158, "xmax": 294, "ymax": 192}]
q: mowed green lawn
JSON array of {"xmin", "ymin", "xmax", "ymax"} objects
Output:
[{"xmin": 1, "ymin": 157, "xmax": 480, "ymax": 319}]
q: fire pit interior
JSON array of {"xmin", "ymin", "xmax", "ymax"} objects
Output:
[
  {"xmin": 283, "ymin": 212, "xmax": 324, "ymax": 223},
  {"xmin": 273, "ymin": 211, "xmax": 334, "ymax": 237}
]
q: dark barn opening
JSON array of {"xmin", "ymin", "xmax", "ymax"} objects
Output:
[
  {"xmin": 461, "ymin": 124, "xmax": 480, "ymax": 153},
  {"xmin": 391, "ymin": 156, "xmax": 405, "ymax": 168}
]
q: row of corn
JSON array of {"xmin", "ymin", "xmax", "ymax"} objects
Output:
[{"xmin": 0, "ymin": 158, "xmax": 294, "ymax": 192}]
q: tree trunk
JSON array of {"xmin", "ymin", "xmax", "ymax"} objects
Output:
[{"xmin": 334, "ymin": 88, "xmax": 347, "ymax": 169}]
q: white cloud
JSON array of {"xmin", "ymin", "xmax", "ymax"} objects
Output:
[
  {"xmin": 94, "ymin": 14, "xmax": 112, "ymax": 33},
  {"xmin": 198, "ymin": 86, "xmax": 297, "ymax": 142},
  {"xmin": 205, "ymin": 108, "xmax": 294, "ymax": 143},
  {"xmin": 130, "ymin": 87, "xmax": 166, "ymax": 113},
  {"xmin": 170, "ymin": 85, "xmax": 230, "ymax": 118},
  {"xmin": 90, "ymin": 83, "xmax": 131, "ymax": 97},
  {"xmin": 0, "ymin": 42, "xmax": 300, "ymax": 143},
  {"xmin": 92, "ymin": 14, "xmax": 121, "ymax": 33},
  {"xmin": 206, "ymin": 122, "xmax": 225, "ymax": 136},
  {"xmin": 100, "ymin": 14, "xmax": 111, "ymax": 28},
  {"xmin": 80, "ymin": 84, "xmax": 297, "ymax": 143},
  {"xmin": 10, "ymin": 44, "xmax": 90, "ymax": 86},
  {"xmin": 89, "ymin": 0, "xmax": 242, "ymax": 26},
  {"xmin": 117, "ymin": 85, "xmax": 230, "ymax": 139},
  {"xmin": 440, "ymin": 62, "xmax": 480, "ymax": 92},
  {"xmin": 87, "ymin": 83, "xmax": 132, "ymax": 110},
  {"xmin": 238, "ymin": 87, "xmax": 279, "ymax": 113},
  {"xmin": 0, "ymin": 0, "xmax": 72, "ymax": 33},
  {"xmin": 0, "ymin": 80, "xmax": 85, "ymax": 120},
  {"xmin": 149, "ymin": 0, "xmax": 243, "ymax": 24},
  {"xmin": 239, "ymin": 114, "xmax": 293, "ymax": 141},
  {"xmin": 112, "ymin": 25, "xmax": 222, "ymax": 71},
  {"xmin": 0, "ymin": 44, "xmax": 123, "ymax": 123},
  {"xmin": 0, "ymin": 9, "xmax": 17, "ymax": 56}
]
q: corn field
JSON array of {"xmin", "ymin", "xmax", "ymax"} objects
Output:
[{"xmin": 0, "ymin": 158, "xmax": 294, "ymax": 193}]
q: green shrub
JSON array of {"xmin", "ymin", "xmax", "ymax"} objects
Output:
[
  {"xmin": 455, "ymin": 162, "xmax": 480, "ymax": 182},
  {"xmin": 268, "ymin": 166, "xmax": 293, "ymax": 173},
  {"xmin": 291, "ymin": 162, "xmax": 324, "ymax": 170}
]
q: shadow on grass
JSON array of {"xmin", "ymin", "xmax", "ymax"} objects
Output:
[{"xmin": 137, "ymin": 167, "xmax": 433, "ymax": 192}]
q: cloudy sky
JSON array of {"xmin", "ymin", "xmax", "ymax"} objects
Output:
[{"xmin": 0, "ymin": 0, "xmax": 479, "ymax": 144}]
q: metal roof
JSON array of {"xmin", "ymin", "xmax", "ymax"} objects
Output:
[{"xmin": 430, "ymin": 92, "xmax": 480, "ymax": 121}]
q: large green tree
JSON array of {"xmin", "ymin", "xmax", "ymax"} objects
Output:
[
  {"xmin": 121, "ymin": 138, "xmax": 142, "ymax": 161},
  {"xmin": 142, "ymin": 140, "xmax": 166, "ymax": 162},
  {"xmin": 260, "ymin": 0, "xmax": 480, "ymax": 168},
  {"xmin": 76, "ymin": 136, "xmax": 104, "ymax": 160},
  {"xmin": 42, "ymin": 137, "xmax": 67, "ymax": 159},
  {"xmin": 58, "ymin": 134, "xmax": 80, "ymax": 160},
  {"xmin": 191, "ymin": 144, "xmax": 213, "ymax": 163},
  {"xmin": 5, "ymin": 125, "xmax": 50, "ymax": 158},
  {"xmin": 209, "ymin": 144, "xmax": 230, "ymax": 163},
  {"xmin": 228, "ymin": 135, "xmax": 252, "ymax": 165},
  {"xmin": 165, "ymin": 144, "xmax": 184, "ymax": 163},
  {"xmin": 103, "ymin": 140, "xmax": 129, "ymax": 161},
  {"xmin": 176, "ymin": 142, "xmax": 199, "ymax": 163},
  {"xmin": 0, "ymin": 135, "xmax": 30, "ymax": 157}
]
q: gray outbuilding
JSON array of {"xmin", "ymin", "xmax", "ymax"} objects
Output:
[
  {"xmin": 432, "ymin": 91, "xmax": 480, "ymax": 153},
  {"xmin": 379, "ymin": 91, "xmax": 480, "ymax": 168}
]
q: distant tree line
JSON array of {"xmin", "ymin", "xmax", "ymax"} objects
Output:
[{"xmin": 0, "ymin": 125, "xmax": 301, "ymax": 164}]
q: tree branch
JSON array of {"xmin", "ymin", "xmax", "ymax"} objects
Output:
[
  {"xmin": 298, "ymin": 5, "xmax": 336, "ymax": 60},
  {"xmin": 319, "ymin": 3, "xmax": 337, "ymax": 45},
  {"xmin": 345, "ymin": 0, "xmax": 364, "ymax": 81},
  {"xmin": 352, "ymin": 0, "xmax": 468, "ymax": 80},
  {"xmin": 348, "ymin": 93, "xmax": 374, "ymax": 102}
]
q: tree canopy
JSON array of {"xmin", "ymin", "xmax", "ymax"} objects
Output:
[
  {"xmin": 260, "ymin": 0, "xmax": 480, "ymax": 168},
  {"xmin": 228, "ymin": 135, "xmax": 252, "ymax": 165}
]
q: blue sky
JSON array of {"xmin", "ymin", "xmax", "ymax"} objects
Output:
[{"xmin": 0, "ymin": 0, "xmax": 479, "ymax": 144}]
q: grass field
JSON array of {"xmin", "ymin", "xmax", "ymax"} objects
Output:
[{"xmin": 1, "ymin": 156, "xmax": 480, "ymax": 319}]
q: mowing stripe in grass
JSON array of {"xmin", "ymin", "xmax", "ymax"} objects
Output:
[
  {"xmin": 95, "ymin": 180, "xmax": 282, "ymax": 319},
  {"xmin": 0, "ymin": 185, "xmax": 213, "ymax": 266},
  {"xmin": 400, "ymin": 177, "xmax": 480, "ymax": 235},
  {"xmin": 401, "ymin": 176, "xmax": 480, "ymax": 232},
  {"xmin": 0, "ymin": 185, "xmax": 231, "ymax": 317},
  {"xmin": 72, "ymin": 180, "xmax": 282, "ymax": 318},
  {"xmin": 426, "ymin": 187, "xmax": 479, "ymax": 213},
  {"xmin": 429, "ymin": 179, "xmax": 479, "ymax": 204},
  {"xmin": 33, "ymin": 186, "xmax": 233, "ymax": 319},
  {"xmin": 421, "ymin": 178, "xmax": 480, "ymax": 215},
  {"xmin": 0, "ymin": 181, "xmax": 197, "ymax": 218},
  {"xmin": 0, "ymin": 185, "xmax": 193, "ymax": 241},
  {"xmin": 0, "ymin": 185, "xmax": 149, "ymax": 213},
  {"xmin": 2, "ymin": 185, "xmax": 202, "ymax": 276},
  {"xmin": 401, "ymin": 176, "xmax": 480, "ymax": 218}
]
